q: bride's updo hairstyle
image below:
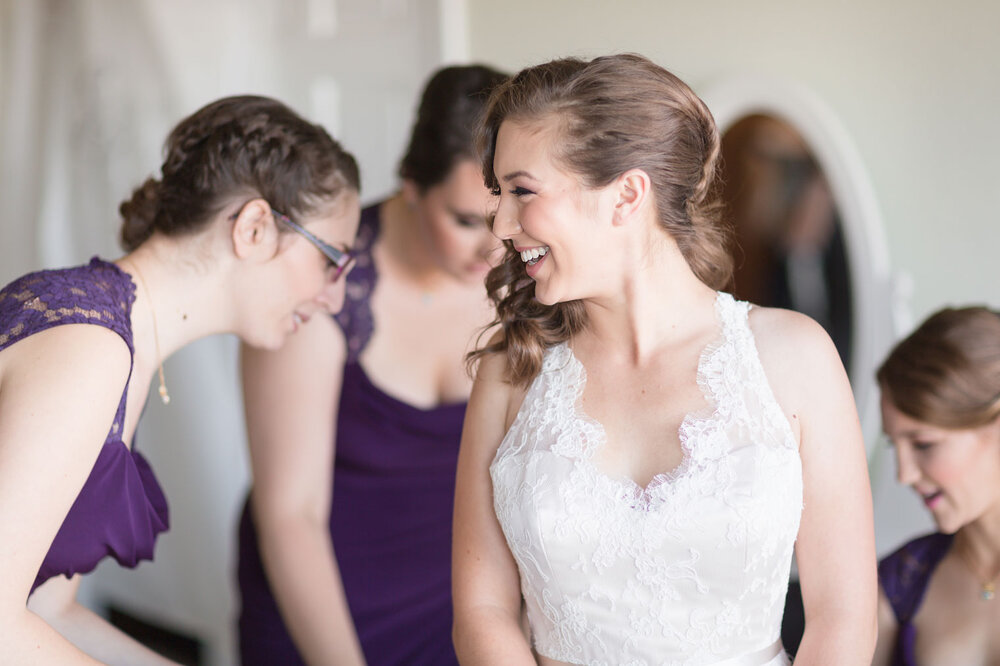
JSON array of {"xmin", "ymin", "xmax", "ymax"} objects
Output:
[
  {"xmin": 471, "ymin": 53, "xmax": 731, "ymax": 385},
  {"xmin": 878, "ymin": 307, "xmax": 1000, "ymax": 429},
  {"xmin": 119, "ymin": 95, "xmax": 360, "ymax": 252}
]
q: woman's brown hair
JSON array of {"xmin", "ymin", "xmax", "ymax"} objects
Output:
[
  {"xmin": 119, "ymin": 95, "xmax": 359, "ymax": 251},
  {"xmin": 878, "ymin": 307, "xmax": 1000, "ymax": 429},
  {"xmin": 469, "ymin": 54, "xmax": 731, "ymax": 385},
  {"xmin": 398, "ymin": 64, "xmax": 508, "ymax": 192}
]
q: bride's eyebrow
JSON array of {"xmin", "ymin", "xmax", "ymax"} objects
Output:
[{"xmin": 501, "ymin": 170, "xmax": 538, "ymax": 182}]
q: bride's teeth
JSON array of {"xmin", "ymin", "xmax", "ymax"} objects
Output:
[{"xmin": 519, "ymin": 246, "xmax": 550, "ymax": 263}]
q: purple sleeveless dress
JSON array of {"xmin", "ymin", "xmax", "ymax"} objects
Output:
[
  {"xmin": 0, "ymin": 257, "xmax": 169, "ymax": 595},
  {"xmin": 878, "ymin": 532, "xmax": 954, "ymax": 666},
  {"xmin": 237, "ymin": 204, "xmax": 466, "ymax": 666}
]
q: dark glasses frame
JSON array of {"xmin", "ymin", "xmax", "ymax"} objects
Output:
[{"xmin": 270, "ymin": 208, "xmax": 355, "ymax": 282}]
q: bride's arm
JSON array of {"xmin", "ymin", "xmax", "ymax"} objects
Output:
[
  {"xmin": 751, "ymin": 307, "xmax": 878, "ymax": 665},
  {"xmin": 452, "ymin": 351, "xmax": 534, "ymax": 665}
]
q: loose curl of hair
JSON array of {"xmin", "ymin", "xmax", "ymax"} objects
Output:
[
  {"xmin": 119, "ymin": 95, "xmax": 360, "ymax": 252},
  {"xmin": 468, "ymin": 54, "xmax": 731, "ymax": 385},
  {"xmin": 878, "ymin": 307, "xmax": 1000, "ymax": 429},
  {"xmin": 398, "ymin": 64, "xmax": 508, "ymax": 192}
]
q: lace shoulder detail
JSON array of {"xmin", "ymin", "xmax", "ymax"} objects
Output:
[
  {"xmin": 333, "ymin": 203, "xmax": 380, "ymax": 363},
  {"xmin": 0, "ymin": 257, "xmax": 135, "ymax": 354},
  {"xmin": 495, "ymin": 341, "xmax": 604, "ymax": 464},
  {"xmin": 706, "ymin": 293, "xmax": 798, "ymax": 452}
]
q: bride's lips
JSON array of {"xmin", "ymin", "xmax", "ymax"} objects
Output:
[{"xmin": 524, "ymin": 252, "xmax": 547, "ymax": 277}]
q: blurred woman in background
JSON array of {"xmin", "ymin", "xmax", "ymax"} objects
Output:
[
  {"xmin": 237, "ymin": 64, "xmax": 506, "ymax": 666},
  {"xmin": 875, "ymin": 307, "xmax": 1000, "ymax": 666}
]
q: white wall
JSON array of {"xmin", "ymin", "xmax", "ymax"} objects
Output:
[{"xmin": 468, "ymin": 0, "xmax": 1000, "ymax": 554}]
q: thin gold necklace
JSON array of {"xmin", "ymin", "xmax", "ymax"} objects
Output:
[
  {"xmin": 128, "ymin": 261, "xmax": 170, "ymax": 405},
  {"xmin": 955, "ymin": 540, "xmax": 1000, "ymax": 601}
]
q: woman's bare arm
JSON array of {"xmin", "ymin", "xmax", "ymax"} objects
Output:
[
  {"xmin": 0, "ymin": 325, "xmax": 133, "ymax": 664},
  {"xmin": 452, "ymin": 351, "xmax": 534, "ymax": 665},
  {"xmin": 752, "ymin": 308, "xmax": 878, "ymax": 665},
  {"xmin": 871, "ymin": 587, "xmax": 898, "ymax": 666},
  {"xmin": 28, "ymin": 575, "xmax": 179, "ymax": 665},
  {"xmin": 241, "ymin": 314, "xmax": 366, "ymax": 665}
]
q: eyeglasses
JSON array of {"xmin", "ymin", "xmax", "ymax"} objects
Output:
[{"xmin": 271, "ymin": 208, "xmax": 355, "ymax": 282}]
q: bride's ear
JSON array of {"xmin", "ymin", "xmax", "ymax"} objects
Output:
[{"xmin": 611, "ymin": 168, "xmax": 652, "ymax": 227}]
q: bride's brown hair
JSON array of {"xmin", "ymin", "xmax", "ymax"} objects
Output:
[{"xmin": 469, "ymin": 54, "xmax": 731, "ymax": 385}]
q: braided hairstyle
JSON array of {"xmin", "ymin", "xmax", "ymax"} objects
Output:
[
  {"xmin": 470, "ymin": 54, "xmax": 731, "ymax": 385},
  {"xmin": 878, "ymin": 307, "xmax": 1000, "ymax": 429},
  {"xmin": 119, "ymin": 95, "xmax": 359, "ymax": 251}
]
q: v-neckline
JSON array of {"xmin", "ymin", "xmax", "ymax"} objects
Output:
[{"xmin": 562, "ymin": 292, "xmax": 727, "ymax": 501}]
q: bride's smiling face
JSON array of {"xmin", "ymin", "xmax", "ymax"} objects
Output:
[{"xmin": 489, "ymin": 119, "xmax": 618, "ymax": 305}]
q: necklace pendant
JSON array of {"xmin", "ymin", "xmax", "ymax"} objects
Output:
[
  {"xmin": 982, "ymin": 583, "xmax": 995, "ymax": 601},
  {"xmin": 159, "ymin": 383, "xmax": 171, "ymax": 405}
]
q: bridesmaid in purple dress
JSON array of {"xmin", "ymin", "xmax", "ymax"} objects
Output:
[
  {"xmin": 237, "ymin": 65, "xmax": 506, "ymax": 666},
  {"xmin": 874, "ymin": 307, "xmax": 1000, "ymax": 665},
  {"xmin": 0, "ymin": 95, "xmax": 360, "ymax": 664}
]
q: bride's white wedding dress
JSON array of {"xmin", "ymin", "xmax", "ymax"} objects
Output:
[{"xmin": 491, "ymin": 293, "xmax": 801, "ymax": 666}]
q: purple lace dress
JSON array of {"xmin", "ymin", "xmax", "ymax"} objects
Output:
[
  {"xmin": 237, "ymin": 203, "xmax": 466, "ymax": 666},
  {"xmin": 0, "ymin": 257, "xmax": 169, "ymax": 595},
  {"xmin": 878, "ymin": 532, "xmax": 954, "ymax": 666}
]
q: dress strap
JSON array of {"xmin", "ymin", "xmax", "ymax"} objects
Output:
[
  {"xmin": 702, "ymin": 292, "xmax": 797, "ymax": 451},
  {"xmin": 0, "ymin": 258, "xmax": 137, "ymax": 444},
  {"xmin": 333, "ymin": 203, "xmax": 380, "ymax": 363}
]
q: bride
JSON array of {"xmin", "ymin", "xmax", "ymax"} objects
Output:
[{"xmin": 452, "ymin": 53, "xmax": 877, "ymax": 665}]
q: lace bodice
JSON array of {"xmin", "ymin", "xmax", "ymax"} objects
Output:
[{"xmin": 490, "ymin": 293, "xmax": 801, "ymax": 666}]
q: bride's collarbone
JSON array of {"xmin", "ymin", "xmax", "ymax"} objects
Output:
[{"xmin": 576, "ymin": 362, "xmax": 708, "ymax": 489}]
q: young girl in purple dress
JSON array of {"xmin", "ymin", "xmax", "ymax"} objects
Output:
[
  {"xmin": 0, "ymin": 95, "xmax": 360, "ymax": 663},
  {"xmin": 875, "ymin": 307, "xmax": 1000, "ymax": 666}
]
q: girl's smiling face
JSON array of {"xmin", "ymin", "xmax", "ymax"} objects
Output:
[
  {"xmin": 489, "ymin": 119, "xmax": 618, "ymax": 305},
  {"xmin": 882, "ymin": 393, "xmax": 1000, "ymax": 534}
]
